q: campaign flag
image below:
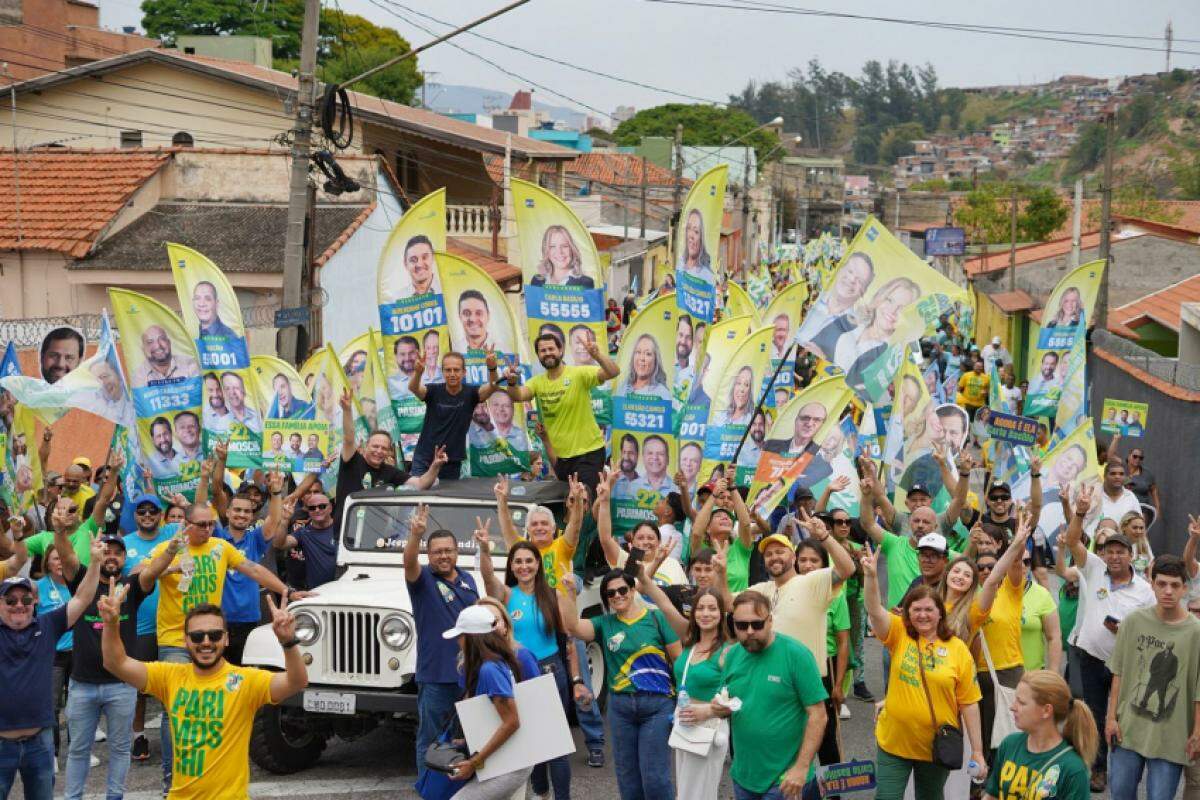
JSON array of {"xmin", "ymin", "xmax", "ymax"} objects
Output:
[
  {"xmin": 1022, "ymin": 419, "xmax": 1101, "ymax": 547},
  {"xmin": 340, "ymin": 330, "xmax": 400, "ymax": 446},
  {"xmin": 1052, "ymin": 318, "xmax": 1089, "ymax": 440},
  {"xmin": 1025, "ymin": 260, "xmax": 1104, "ymax": 418},
  {"xmin": 609, "ymin": 295, "xmax": 680, "ymax": 536},
  {"xmin": 109, "ymin": 288, "xmax": 204, "ymax": 500},
  {"xmin": 252, "ymin": 354, "xmax": 323, "ymax": 475},
  {"xmin": 113, "ymin": 422, "xmax": 151, "ymax": 534},
  {"xmin": 702, "ymin": 325, "xmax": 774, "ymax": 487},
  {"xmin": 675, "ymin": 165, "xmax": 728, "ymax": 323},
  {"xmin": 895, "ymin": 399, "xmax": 971, "ymax": 514},
  {"xmin": 746, "ymin": 376, "xmax": 853, "ymax": 518},
  {"xmin": 794, "ymin": 217, "xmax": 970, "ymax": 404},
  {"xmin": 723, "ymin": 282, "xmax": 760, "ymax": 324},
  {"xmin": 439, "ymin": 252, "xmax": 521, "ymax": 387},
  {"xmin": 746, "ymin": 265, "xmax": 773, "ymax": 310},
  {"xmin": 377, "ymin": 189, "xmax": 449, "ymax": 442},
  {"xmin": 762, "ymin": 283, "xmax": 810, "ymax": 408},
  {"xmin": 881, "ymin": 349, "xmax": 930, "ymax": 488},
  {"xmin": 1, "ymin": 406, "xmax": 43, "ymax": 514},
  {"xmin": 168, "ymin": 243, "xmax": 259, "ymax": 467}
]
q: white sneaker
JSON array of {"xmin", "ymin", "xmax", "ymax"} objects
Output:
[
  {"xmin": 90, "ymin": 754, "xmax": 100, "ymax": 767},
  {"xmin": 94, "ymin": 727, "xmax": 107, "ymax": 742},
  {"xmin": 839, "ymin": 703, "xmax": 851, "ymax": 720}
]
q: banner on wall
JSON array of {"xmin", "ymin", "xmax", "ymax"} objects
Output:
[
  {"xmin": 746, "ymin": 376, "xmax": 854, "ymax": 518},
  {"xmin": 609, "ymin": 295, "xmax": 680, "ymax": 535},
  {"xmin": 1024, "ymin": 260, "xmax": 1104, "ymax": 418},
  {"xmin": 794, "ymin": 217, "xmax": 970, "ymax": 404},
  {"xmin": 702, "ymin": 325, "xmax": 773, "ymax": 487},
  {"xmin": 109, "ymin": 288, "xmax": 204, "ymax": 499},
  {"xmin": 674, "ymin": 165, "xmax": 728, "ymax": 324},
  {"xmin": 168, "ymin": 243, "xmax": 260, "ymax": 468}
]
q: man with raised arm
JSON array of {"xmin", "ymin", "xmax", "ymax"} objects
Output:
[{"xmin": 408, "ymin": 348, "xmax": 500, "ymax": 481}]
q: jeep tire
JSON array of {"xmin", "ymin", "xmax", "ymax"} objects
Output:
[{"xmin": 250, "ymin": 705, "xmax": 327, "ymax": 774}]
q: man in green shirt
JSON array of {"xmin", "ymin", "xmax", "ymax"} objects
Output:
[
  {"xmin": 503, "ymin": 333, "xmax": 619, "ymax": 492},
  {"xmin": 24, "ymin": 454, "xmax": 121, "ymax": 568},
  {"xmin": 713, "ymin": 590, "xmax": 827, "ymax": 799}
]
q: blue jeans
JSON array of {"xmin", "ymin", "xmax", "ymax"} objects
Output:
[
  {"xmin": 412, "ymin": 456, "xmax": 462, "ymax": 481},
  {"xmin": 65, "ymin": 679, "xmax": 137, "ymax": 800},
  {"xmin": 531, "ymin": 655, "xmax": 571, "ymax": 799},
  {"xmin": 573, "ymin": 638, "xmax": 604, "ymax": 750},
  {"xmin": 158, "ymin": 645, "xmax": 190, "ymax": 796},
  {"xmin": 733, "ymin": 778, "xmax": 822, "ymax": 800},
  {"xmin": 0, "ymin": 728, "xmax": 55, "ymax": 800},
  {"xmin": 606, "ymin": 692, "xmax": 673, "ymax": 800},
  {"xmin": 1109, "ymin": 745, "xmax": 1184, "ymax": 800},
  {"xmin": 415, "ymin": 681, "xmax": 461, "ymax": 783}
]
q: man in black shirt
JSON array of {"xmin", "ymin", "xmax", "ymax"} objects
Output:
[
  {"xmin": 335, "ymin": 389, "xmax": 445, "ymax": 522},
  {"xmin": 409, "ymin": 349, "xmax": 500, "ymax": 480},
  {"xmin": 276, "ymin": 492, "xmax": 339, "ymax": 590},
  {"xmin": 58, "ymin": 532, "xmax": 178, "ymax": 799}
]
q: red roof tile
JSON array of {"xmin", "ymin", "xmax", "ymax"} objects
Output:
[
  {"xmin": 1110, "ymin": 273, "xmax": 1200, "ymax": 334},
  {"xmin": 509, "ymin": 91, "xmax": 533, "ymax": 111},
  {"xmin": 0, "ymin": 150, "xmax": 171, "ymax": 256},
  {"xmin": 446, "ymin": 239, "xmax": 520, "ymax": 285},
  {"xmin": 566, "ymin": 153, "xmax": 689, "ymax": 188},
  {"xmin": 985, "ymin": 289, "xmax": 1038, "ymax": 313},
  {"xmin": 963, "ymin": 231, "xmax": 1114, "ymax": 277}
]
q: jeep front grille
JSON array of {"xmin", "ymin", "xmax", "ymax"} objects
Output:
[{"xmin": 322, "ymin": 609, "xmax": 381, "ymax": 677}]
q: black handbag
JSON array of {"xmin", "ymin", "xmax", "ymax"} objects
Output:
[
  {"xmin": 424, "ymin": 740, "xmax": 470, "ymax": 775},
  {"xmin": 916, "ymin": 640, "xmax": 964, "ymax": 771}
]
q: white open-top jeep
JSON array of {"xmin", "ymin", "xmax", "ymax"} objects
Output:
[{"xmin": 243, "ymin": 478, "xmax": 605, "ymax": 773}]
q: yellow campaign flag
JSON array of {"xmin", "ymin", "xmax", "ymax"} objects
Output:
[
  {"xmin": 1025, "ymin": 260, "xmax": 1105, "ymax": 418},
  {"xmin": 339, "ymin": 329, "xmax": 401, "ymax": 445},
  {"xmin": 746, "ymin": 375, "xmax": 853, "ymax": 517},
  {"xmin": 109, "ymin": 288, "xmax": 206, "ymax": 500},
  {"xmin": 168, "ymin": 243, "xmax": 259, "ymax": 467},
  {"xmin": 881, "ymin": 347, "xmax": 931, "ymax": 486},
  {"xmin": 723, "ymin": 282, "xmax": 760, "ymax": 324},
  {"xmin": 675, "ymin": 165, "xmax": 728, "ymax": 323},
  {"xmin": 701, "ymin": 325, "xmax": 774, "ymax": 488},
  {"xmin": 4, "ymin": 406, "xmax": 44, "ymax": 514},
  {"xmin": 251, "ymin": 355, "xmax": 323, "ymax": 474},
  {"xmin": 1021, "ymin": 418, "xmax": 1101, "ymax": 548},
  {"xmin": 762, "ymin": 282, "xmax": 811, "ymax": 408}
]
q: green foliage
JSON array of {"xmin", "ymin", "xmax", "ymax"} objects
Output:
[
  {"xmin": 1017, "ymin": 186, "xmax": 1068, "ymax": 241},
  {"xmin": 1013, "ymin": 149, "xmax": 1035, "ymax": 167},
  {"xmin": 1171, "ymin": 149, "xmax": 1200, "ymax": 199},
  {"xmin": 613, "ymin": 104, "xmax": 781, "ymax": 164},
  {"xmin": 954, "ymin": 184, "xmax": 1009, "ymax": 245},
  {"xmin": 877, "ymin": 122, "xmax": 925, "ymax": 164},
  {"xmin": 907, "ymin": 178, "xmax": 948, "ymax": 192},
  {"xmin": 140, "ymin": 1, "xmax": 420, "ymax": 103},
  {"xmin": 1083, "ymin": 179, "xmax": 1183, "ymax": 225},
  {"xmin": 953, "ymin": 183, "xmax": 1068, "ymax": 244},
  {"xmin": 1064, "ymin": 122, "xmax": 1106, "ymax": 176}
]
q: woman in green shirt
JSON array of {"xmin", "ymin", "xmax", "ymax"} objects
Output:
[{"xmin": 670, "ymin": 588, "xmax": 731, "ymax": 800}]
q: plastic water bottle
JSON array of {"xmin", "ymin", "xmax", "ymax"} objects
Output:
[
  {"xmin": 967, "ymin": 759, "xmax": 985, "ymax": 785},
  {"xmin": 675, "ymin": 690, "xmax": 691, "ymax": 726}
]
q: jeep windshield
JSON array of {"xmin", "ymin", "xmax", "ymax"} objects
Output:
[{"xmin": 342, "ymin": 500, "xmax": 527, "ymax": 556}]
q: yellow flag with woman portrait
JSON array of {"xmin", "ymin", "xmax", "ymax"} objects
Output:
[
  {"xmin": 702, "ymin": 325, "xmax": 773, "ymax": 488},
  {"xmin": 723, "ymin": 282, "xmax": 760, "ymax": 324},
  {"xmin": 1025, "ymin": 260, "xmax": 1104, "ymax": 418},
  {"xmin": 793, "ymin": 216, "xmax": 969, "ymax": 404},
  {"xmin": 675, "ymin": 165, "xmax": 728, "ymax": 324}
]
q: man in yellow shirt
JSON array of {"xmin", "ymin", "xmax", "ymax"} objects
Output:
[
  {"xmin": 503, "ymin": 332, "xmax": 619, "ymax": 492},
  {"xmin": 100, "ymin": 587, "xmax": 307, "ymax": 799},
  {"xmin": 494, "ymin": 475, "xmax": 584, "ymax": 592},
  {"xmin": 956, "ymin": 359, "xmax": 990, "ymax": 420},
  {"xmin": 62, "ymin": 460, "xmax": 97, "ymax": 511}
]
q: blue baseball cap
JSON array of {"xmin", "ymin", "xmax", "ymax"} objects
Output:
[
  {"xmin": 131, "ymin": 494, "xmax": 164, "ymax": 511},
  {"xmin": 0, "ymin": 577, "xmax": 33, "ymax": 596}
]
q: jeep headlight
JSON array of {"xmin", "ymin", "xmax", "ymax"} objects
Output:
[
  {"xmin": 294, "ymin": 611, "xmax": 321, "ymax": 645},
  {"xmin": 380, "ymin": 614, "xmax": 413, "ymax": 650}
]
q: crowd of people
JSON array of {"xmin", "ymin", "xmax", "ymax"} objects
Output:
[{"xmin": 1, "ymin": 261, "xmax": 1199, "ymax": 800}]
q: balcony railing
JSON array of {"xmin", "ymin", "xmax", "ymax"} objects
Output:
[{"xmin": 447, "ymin": 204, "xmax": 495, "ymax": 237}]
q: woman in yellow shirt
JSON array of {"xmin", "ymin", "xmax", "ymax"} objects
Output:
[
  {"xmin": 940, "ymin": 523, "xmax": 1031, "ymax": 646},
  {"xmin": 863, "ymin": 545, "xmax": 986, "ymax": 799}
]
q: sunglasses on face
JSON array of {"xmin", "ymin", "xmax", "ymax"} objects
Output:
[
  {"xmin": 1129, "ymin": 454, "xmax": 1143, "ymax": 460},
  {"xmin": 190, "ymin": 521, "xmax": 216, "ymax": 529},
  {"xmin": 832, "ymin": 518, "xmax": 851, "ymax": 526},
  {"xmin": 306, "ymin": 503, "xmax": 330, "ymax": 511},
  {"xmin": 988, "ymin": 495, "xmax": 1011, "ymax": 502},
  {"xmin": 3, "ymin": 595, "xmax": 33, "ymax": 607},
  {"xmin": 186, "ymin": 629, "xmax": 225, "ymax": 644},
  {"xmin": 977, "ymin": 563, "xmax": 996, "ymax": 572},
  {"xmin": 64, "ymin": 506, "xmax": 79, "ymax": 514},
  {"xmin": 604, "ymin": 585, "xmax": 630, "ymax": 599},
  {"xmin": 135, "ymin": 507, "xmax": 161, "ymax": 516},
  {"xmin": 733, "ymin": 619, "xmax": 767, "ymax": 631}
]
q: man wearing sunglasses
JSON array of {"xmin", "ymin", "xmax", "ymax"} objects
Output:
[
  {"xmin": 100, "ymin": 590, "xmax": 307, "ymax": 800},
  {"xmin": 274, "ymin": 490, "xmax": 339, "ymax": 591},
  {"xmin": 55, "ymin": 529, "xmax": 177, "ymax": 799},
  {"xmin": 711, "ymin": 590, "xmax": 828, "ymax": 800},
  {"xmin": 0, "ymin": 536, "xmax": 106, "ymax": 800}
]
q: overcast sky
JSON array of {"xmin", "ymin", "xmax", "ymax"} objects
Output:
[{"xmin": 100, "ymin": 0, "xmax": 1200, "ymax": 121}]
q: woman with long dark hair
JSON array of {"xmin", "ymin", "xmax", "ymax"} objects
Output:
[
  {"xmin": 475, "ymin": 523, "xmax": 589, "ymax": 800},
  {"xmin": 442, "ymin": 605, "xmax": 531, "ymax": 800}
]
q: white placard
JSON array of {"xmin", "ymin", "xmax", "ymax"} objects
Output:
[{"xmin": 456, "ymin": 672, "xmax": 574, "ymax": 782}]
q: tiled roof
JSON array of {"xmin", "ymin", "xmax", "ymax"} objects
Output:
[
  {"xmin": 565, "ymin": 153, "xmax": 690, "ymax": 188},
  {"xmin": 984, "ymin": 289, "xmax": 1038, "ymax": 313},
  {"xmin": 963, "ymin": 231, "xmax": 1113, "ymax": 276},
  {"xmin": 446, "ymin": 239, "xmax": 520, "ymax": 285},
  {"xmin": 1110, "ymin": 273, "xmax": 1200, "ymax": 334},
  {"xmin": 509, "ymin": 91, "xmax": 533, "ymax": 111},
  {"xmin": 73, "ymin": 203, "xmax": 371, "ymax": 273},
  {"xmin": 0, "ymin": 150, "xmax": 171, "ymax": 256},
  {"xmin": 11, "ymin": 49, "xmax": 576, "ymax": 161}
]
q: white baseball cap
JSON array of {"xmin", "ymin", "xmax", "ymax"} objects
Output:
[
  {"xmin": 916, "ymin": 533, "xmax": 948, "ymax": 554},
  {"xmin": 442, "ymin": 605, "xmax": 497, "ymax": 639},
  {"xmin": 991, "ymin": 336, "xmax": 1001, "ymax": 346}
]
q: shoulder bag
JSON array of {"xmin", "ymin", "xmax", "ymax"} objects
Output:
[
  {"xmin": 916, "ymin": 638, "xmax": 964, "ymax": 770},
  {"xmin": 979, "ymin": 629, "xmax": 1019, "ymax": 748},
  {"xmin": 668, "ymin": 647, "xmax": 718, "ymax": 757}
]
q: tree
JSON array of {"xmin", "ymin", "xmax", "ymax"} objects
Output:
[
  {"xmin": 1017, "ymin": 186, "xmax": 1067, "ymax": 241},
  {"xmin": 1013, "ymin": 149, "xmax": 1036, "ymax": 167},
  {"xmin": 954, "ymin": 185, "xmax": 1009, "ymax": 246},
  {"xmin": 1172, "ymin": 149, "xmax": 1200, "ymax": 199},
  {"xmin": 614, "ymin": 104, "xmax": 781, "ymax": 164},
  {"xmin": 877, "ymin": 122, "xmax": 926, "ymax": 164},
  {"xmin": 1064, "ymin": 122, "xmax": 1106, "ymax": 176},
  {"xmin": 142, "ymin": 0, "xmax": 306, "ymax": 58},
  {"xmin": 1086, "ymin": 179, "xmax": 1182, "ymax": 226}
]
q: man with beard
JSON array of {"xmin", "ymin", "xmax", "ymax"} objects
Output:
[
  {"xmin": 202, "ymin": 372, "xmax": 230, "ymax": 435},
  {"xmin": 100, "ymin": 595, "xmax": 307, "ymax": 799},
  {"xmin": 674, "ymin": 314, "xmax": 695, "ymax": 395},
  {"xmin": 706, "ymin": 590, "xmax": 828, "ymax": 800},
  {"xmin": 613, "ymin": 434, "xmax": 641, "ymax": 501},
  {"xmin": 387, "ymin": 335, "xmax": 421, "ymax": 398},
  {"xmin": 57, "ymin": 528, "xmax": 177, "ymax": 799},
  {"xmin": 737, "ymin": 410, "xmax": 768, "ymax": 468},
  {"xmin": 220, "ymin": 372, "xmax": 262, "ymax": 435},
  {"xmin": 40, "ymin": 326, "xmax": 84, "ymax": 384},
  {"xmin": 0, "ymin": 538, "xmax": 105, "ymax": 799},
  {"xmin": 132, "ymin": 326, "xmax": 199, "ymax": 388},
  {"xmin": 147, "ymin": 416, "xmax": 182, "ymax": 478},
  {"xmin": 504, "ymin": 332, "xmax": 619, "ymax": 491},
  {"xmin": 174, "ymin": 411, "xmax": 203, "ymax": 463}
]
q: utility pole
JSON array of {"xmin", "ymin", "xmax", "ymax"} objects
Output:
[
  {"xmin": 1008, "ymin": 185, "xmax": 1018, "ymax": 291},
  {"xmin": 1166, "ymin": 21, "xmax": 1174, "ymax": 72},
  {"xmin": 279, "ymin": 0, "xmax": 320, "ymax": 363},
  {"xmin": 1096, "ymin": 112, "xmax": 1115, "ymax": 330},
  {"xmin": 740, "ymin": 149, "xmax": 751, "ymax": 278},
  {"xmin": 419, "ymin": 70, "xmax": 439, "ymax": 108},
  {"xmin": 1070, "ymin": 178, "xmax": 1083, "ymax": 267},
  {"xmin": 671, "ymin": 123, "xmax": 684, "ymax": 216},
  {"xmin": 639, "ymin": 155, "xmax": 648, "ymax": 238}
]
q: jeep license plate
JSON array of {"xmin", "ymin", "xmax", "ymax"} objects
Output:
[{"xmin": 303, "ymin": 691, "xmax": 356, "ymax": 715}]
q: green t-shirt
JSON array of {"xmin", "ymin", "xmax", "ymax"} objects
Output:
[
  {"xmin": 673, "ymin": 645, "xmax": 724, "ymax": 703},
  {"xmin": 1058, "ymin": 584, "xmax": 1079, "ymax": 641},
  {"xmin": 1020, "ymin": 581, "xmax": 1057, "ymax": 672},
  {"xmin": 826, "ymin": 592, "xmax": 850, "ymax": 659},
  {"xmin": 24, "ymin": 518, "xmax": 99, "ymax": 567},
  {"xmin": 592, "ymin": 607, "xmax": 679, "ymax": 695},
  {"xmin": 721, "ymin": 634, "xmax": 828, "ymax": 792},
  {"xmin": 725, "ymin": 537, "xmax": 753, "ymax": 594},
  {"xmin": 984, "ymin": 734, "xmax": 1090, "ymax": 800},
  {"xmin": 1108, "ymin": 607, "xmax": 1200, "ymax": 765},
  {"xmin": 526, "ymin": 366, "xmax": 604, "ymax": 459}
]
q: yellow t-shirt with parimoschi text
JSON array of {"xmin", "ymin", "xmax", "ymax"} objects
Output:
[{"xmin": 147, "ymin": 538, "xmax": 246, "ymax": 647}]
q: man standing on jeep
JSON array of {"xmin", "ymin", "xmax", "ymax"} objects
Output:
[
  {"xmin": 409, "ymin": 349, "xmax": 500, "ymax": 481},
  {"xmin": 335, "ymin": 389, "xmax": 447, "ymax": 522},
  {"xmin": 403, "ymin": 503, "xmax": 480, "ymax": 782}
]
